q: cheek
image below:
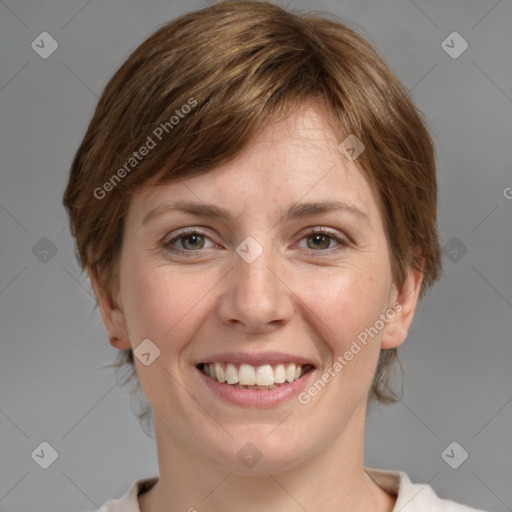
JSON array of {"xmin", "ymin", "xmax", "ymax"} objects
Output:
[
  {"xmin": 299, "ymin": 259, "xmax": 392, "ymax": 388},
  {"xmin": 119, "ymin": 254, "xmax": 201, "ymax": 352},
  {"xmin": 310, "ymin": 277, "xmax": 389, "ymax": 405}
]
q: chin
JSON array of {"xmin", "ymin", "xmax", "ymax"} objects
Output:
[{"xmin": 205, "ymin": 426, "xmax": 312, "ymax": 476}]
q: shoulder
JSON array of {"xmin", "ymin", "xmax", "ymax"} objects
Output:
[
  {"xmin": 366, "ymin": 467, "xmax": 490, "ymax": 512},
  {"xmin": 79, "ymin": 471, "xmax": 491, "ymax": 512},
  {"xmin": 79, "ymin": 476, "xmax": 158, "ymax": 512}
]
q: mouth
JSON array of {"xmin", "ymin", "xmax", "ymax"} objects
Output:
[{"xmin": 196, "ymin": 362, "xmax": 315, "ymax": 390}]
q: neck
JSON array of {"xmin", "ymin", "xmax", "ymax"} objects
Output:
[{"xmin": 139, "ymin": 403, "xmax": 396, "ymax": 512}]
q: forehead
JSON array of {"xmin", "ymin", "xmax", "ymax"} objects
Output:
[{"xmin": 127, "ymin": 100, "xmax": 382, "ymax": 228}]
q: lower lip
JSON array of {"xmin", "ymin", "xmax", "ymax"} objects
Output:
[{"xmin": 196, "ymin": 366, "xmax": 316, "ymax": 407}]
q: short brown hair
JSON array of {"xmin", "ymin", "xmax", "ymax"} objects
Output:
[{"xmin": 63, "ymin": 0, "xmax": 442, "ymax": 426}]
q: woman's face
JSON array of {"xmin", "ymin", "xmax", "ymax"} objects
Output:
[{"xmin": 97, "ymin": 99, "xmax": 421, "ymax": 474}]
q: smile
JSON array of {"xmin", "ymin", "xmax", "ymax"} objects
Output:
[{"xmin": 197, "ymin": 362, "xmax": 314, "ymax": 390}]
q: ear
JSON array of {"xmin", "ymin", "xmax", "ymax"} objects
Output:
[
  {"xmin": 88, "ymin": 265, "xmax": 131, "ymax": 350},
  {"xmin": 381, "ymin": 266, "xmax": 423, "ymax": 349}
]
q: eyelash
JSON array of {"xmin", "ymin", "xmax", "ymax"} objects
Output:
[{"xmin": 163, "ymin": 227, "xmax": 350, "ymax": 257}]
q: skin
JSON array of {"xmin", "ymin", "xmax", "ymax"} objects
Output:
[{"xmin": 90, "ymin": 98, "xmax": 423, "ymax": 512}]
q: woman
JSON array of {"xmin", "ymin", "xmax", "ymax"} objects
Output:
[{"xmin": 64, "ymin": 1, "xmax": 488, "ymax": 511}]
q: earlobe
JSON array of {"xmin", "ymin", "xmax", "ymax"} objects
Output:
[
  {"xmin": 381, "ymin": 267, "xmax": 423, "ymax": 350},
  {"xmin": 109, "ymin": 335, "xmax": 131, "ymax": 350},
  {"xmin": 88, "ymin": 265, "xmax": 131, "ymax": 350}
]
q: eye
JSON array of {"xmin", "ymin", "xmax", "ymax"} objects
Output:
[
  {"xmin": 296, "ymin": 228, "xmax": 349, "ymax": 253},
  {"xmin": 164, "ymin": 229, "xmax": 215, "ymax": 254},
  {"xmin": 163, "ymin": 227, "xmax": 349, "ymax": 257}
]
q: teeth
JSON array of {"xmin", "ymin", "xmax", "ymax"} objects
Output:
[
  {"xmin": 201, "ymin": 362, "xmax": 309, "ymax": 387},
  {"xmin": 274, "ymin": 364, "xmax": 286, "ymax": 383},
  {"xmin": 214, "ymin": 362, "xmax": 226, "ymax": 383},
  {"xmin": 239, "ymin": 364, "xmax": 256, "ymax": 385},
  {"xmin": 256, "ymin": 365, "xmax": 274, "ymax": 386},
  {"xmin": 286, "ymin": 363, "xmax": 296, "ymax": 383},
  {"xmin": 226, "ymin": 363, "xmax": 238, "ymax": 384}
]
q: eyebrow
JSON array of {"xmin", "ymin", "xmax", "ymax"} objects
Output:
[{"xmin": 142, "ymin": 199, "xmax": 371, "ymax": 227}]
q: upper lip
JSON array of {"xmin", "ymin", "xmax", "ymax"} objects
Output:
[{"xmin": 194, "ymin": 351, "xmax": 317, "ymax": 367}]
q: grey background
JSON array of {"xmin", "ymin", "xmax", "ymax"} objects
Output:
[{"xmin": 0, "ymin": 0, "xmax": 511, "ymax": 511}]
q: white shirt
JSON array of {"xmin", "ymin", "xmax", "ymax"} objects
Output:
[{"xmin": 85, "ymin": 468, "xmax": 489, "ymax": 511}]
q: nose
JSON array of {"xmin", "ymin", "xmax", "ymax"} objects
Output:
[{"xmin": 216, "ymin": 242, "xmax": 294, "ymax": 334}]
